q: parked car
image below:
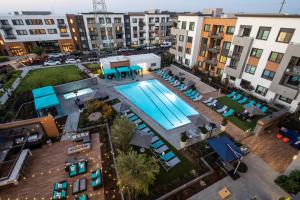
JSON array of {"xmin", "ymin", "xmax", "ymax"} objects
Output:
[
  {"xmin": 65, "ymin": 58, "xmax": 80, "ymax": 64},
  {"xmin": 48, "ymin": 53, "xmax": 64, "ymax": 59},
  {"xmin": 143, "ymin": 45, "xmax": 156, "ymax": 50},
  {"xmin": 117, "ymin": 48, "xmax": 134, "ymax": 52},
  {"xmin": 44, "ymin": 60, "xmax": 61, "ymax": 66},
  {"xmin": 161, "ymin": 42, "xmax": 172, "ymax": 48}
]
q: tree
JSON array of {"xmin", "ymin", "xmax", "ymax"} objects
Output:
[
  {"xmin": 161, "ymin": 52, "xmax": 174, "ymax": 67},
  {"xmin": 111, "ymin": 116, "xmax": 135, "ymax": 151},
  {"xmin": 102, "ymin": 103, "xmax": 113, "ymax": 121},
  {"xmin": 30, "ymin": 46, "xmax": 44, "ymax": 56},
  {"xmin": 86, "ymin": 100, "xmax": 103, "ymax": 114},
  {"xmin": 116, "ymin": 149, "xmax": 160, "ymax": 199}
]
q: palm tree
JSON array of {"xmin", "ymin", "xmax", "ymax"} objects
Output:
[
  {"xmin": 111, "ymin": 116, "xmax": 136, "ymax": 151},
  {"xmin": 116, "ymin": 149, "xmax": 160, "ymax": 199}
]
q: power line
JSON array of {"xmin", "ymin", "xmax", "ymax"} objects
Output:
[{"xmin": 279, "ymin": 0, "xmax": 286, "ymax": 13}]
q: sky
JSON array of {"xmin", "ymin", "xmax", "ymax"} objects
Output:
[{"xmin": 0, "ymin": 0, "xmax": 300, "ymax": 14}]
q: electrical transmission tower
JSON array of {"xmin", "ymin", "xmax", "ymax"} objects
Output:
[
  {"xmin": 279, "ymin": 0, "xmax": 286, "ymax": 13},
  {"xmin": 93, "ymin": 0, "xmax": 114, "ymax": 53}
]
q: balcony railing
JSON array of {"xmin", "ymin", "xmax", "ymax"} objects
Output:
[
  {"xmin": 228, "ymin": 51, "xmax": 241, "ymax": 60},
  {"xmin": 209, "ymin": 32, "xmax": 224, "ymax": 39},
  {"xmin": 0, "ymin": 24, "xmax": 12, "ymax": 30},
  {"xmin": 206, "ymin": 46, "xmax": 220, "ymax": 53},
  {"xmin": 220, "ymin": 49, "xmax": 230, "ymax": 56},
  {"xmin": 4, "ymin": 34, "xmax": 16, "ymax": 39},
  {"xmin": 204, "ymin": 58, "xmax": 217, "ymax": 66},
  {"xmin": 57, "ymin": 23, "xmax": 67, "ymax": 28}
]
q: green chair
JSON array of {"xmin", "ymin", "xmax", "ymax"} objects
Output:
[
  {"xmin": 52, "ymin": 190, "xmax": 67, "ymax": 200},
  {"xmin": 79, "ymin": 194, "xmax": 89, "ymax": 200},
  {"xmin": 92, "ymin": 176, "xmax": 102, "ymax": 189},
  {"xmin": 91, "ymin": 168, "xmax": 102, "ymax": 180},
  {"xmin": 78, "ymin": 161, "xmax": 87, "ymax": 174},
  {"xmin": 54, "ymin": 181, "xmax": 68, "ymax": 191},
  {"xmin": 69, "ymin": 164, "xmax": 78, "ymax": 177}
]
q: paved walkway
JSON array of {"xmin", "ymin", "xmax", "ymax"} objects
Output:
[
  {"xmin": 188, "ymin": 153, "xmax": 289, "ymax": 200},
  {"xmin": 77, "ymin": 63, "xmax": 94, "ymax": 78},
  {"xmin": 61, "ymin": 111, "xmax": 80, "ymax": 141}
]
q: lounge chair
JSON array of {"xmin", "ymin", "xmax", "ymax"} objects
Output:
[
  {"xmin": 155, "ymin": 145, "xmax": 169, "ymax": 154},
  {"xmin": 160, "ymin": 151, "xmax": 175, "ymax": 161},
  {"xmin": 137, "ymin": 123, "xmax": 147, "ymax": 130},
  {"xmin": 177, "ymin": 83, "xmax": 184, "ymax": 89},
  {"xmin": 122, "ymin": 109, "xmax": 130, "ymax": 114},
  {"xmin": 91, "ymin": 169, "xmax": 101, "ymax": 180},
  {"xmin": 168, "ymin": 77, "xmax": 176, "ymax": 83},
  {"xmin": 69, "ymin": 164, "xmax": 78, "ymax": 177},
  {"xmin": 126, "ymin": 113, "xmax": 135, "ymax": 118},
  {"xmin": 78, "ymin": 161, "xmax": 87, "ymax": 174},
  {"xmin": 172, "ymin": 80, "xmax": 180, "ymax": 86},
  {"xmin": 72, "ymin": 180, "xmax": 80, "ymax": 195},
  {"xmin": 133, "ymin": 119, "xmax": 142, "ymax": 125},
  {"xmin": 256, "ymin": 103, "xmax": 262, "ymax": 109},
  {"xmin": 78, "ymin": 194, "xmax": 88, "ymax": 200},
  {"xmin": 237, "ymin": 97, "xmax": 248, "ymax": 104},
  {"xmin": 226, "ymin": 91, "xmax": 236, "ymax": 98},
  {"xmin": 193, "ymin": 95, "xmax": 203, "ymax": 101},
  {"xmin": 151, "ymin": 140, "xmax": 164, "ymax": 149},
  {"xmin": 179, "ymin": 85, "xmax": 187, "ymax": 91},
  {"xmin": 141, "ymin": 127, "xmax": 151, "ymax": 133},
  {"xmin": 245, "ymin": 100, "xmax": 256, "ymax": 108},
  {"xmin": 129, "ymin": 115, "xmax": 138, "ymax": 122},
  {"xmin": 54, "ymin": 181, "xmax": 68, "ymax": 191},
  {"xmin": 79, "ymin": 179, "xmax": 87, "ymax": 193},
  {"xmin": 92, "ymin": 177, "xmax": 102, "ymax": 190},
  {"xmin": 165, "ymin": 157, "xmax": 181, "ymax": 168},
  {"xmin": 164, "ymin": 75, "xmax": 172, "ymax": 81},
  {"xmin": 207, "ymin": 99, "xmax": 217, "ymax": 106},
  {"xmin": 189, "ymin": 92, "xmax": 200, "ymax": 99},
  {"xmin": 232, "ymin": 94, "xmax": 242, "ymax": 101},
  {"xmin": 216, "ymin": 105, "xmax": 228, "ymax": 113},
  {"xmin": 223, "ymin": 109, "xmax": 234, "ymax": 117},
  {"xmin": 53, "ymin": 190, "xmax": 67, "ymax": 200},
  {"xmin": 261, "ymin": 106, "xmax": 268, "ymax": 113},
  {"xmin": 186, "ymin": 90, "xmax": 197, "ymax": 97},
  {"xmin": 202, "ymin": 97, "xmax": 213, "ymax": 104},
  {"xmin": 184, "ymin": 89, "xmax": 193, "ymax": 95},
  {"xmin": 151, "ymin": 136, "xmax": 159, "ymax": 143}
]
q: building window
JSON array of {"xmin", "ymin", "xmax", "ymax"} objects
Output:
[
  {"xmin": 255, "ymin": 85, "xmax": 268, "ymax": 96},
  {"xmin": 226, "ymin": 26, "xmax": 235, "ymax": 34},
  {"xmin": 161, "ymin": 17, "xmax": 165, "ymax": 22},
  {"xmin": 187, "ymin": 36, "xmax": 193, "ymax": 43},
  {"xmin": 16, "ymin": 30, "xmax": 27, "ymax": 35},
  {"xmin": 222, "ymin": 41, "xmax": 231, "ymax": 50},
  {"xmin": 276, "ymin": 28, "xmax": 295, "ymax": 43},
  {"xmin": 87, "ymin": 18, "xmax": 95, "ymax": 24},
  {"xmin": 106, "ymin": 18, "xmax": 111, "ymax": 24},
  {"xmin": 256, "ymin": 26, "xmax": 271, "ymax": 40},
  {"xmin": 44, "ymin": 19, "xmax": 54, "ymax": 25},
  {"xmin": 181, "ymin": 21, "xmax": 186, "ymax": 29},
  {"xmin": 199, "ymin": 50, "xmax": 206, "ymax": 56},
  {"xmin": 244, "ymin": 64, "xmax": 256, "ymax": 75},
  {"xmin": 184, "ymin": 59, "xmax": 190, "ymax": 65},
  {"xmin": 114, "ymin": 17, "xmax": 121, "ymax": 23},
  {"xmin": 189, "ymin": 22, "xmax": 195, "ymax": 31},
  {"xmin": 178, "ymin": 46, "xmax": 183, "ymax": 52},
  {"xmin": 99, "ymin": 17, "xmax": 105, "ymax": 24},
  {"xmin": 60, "ymin": 28, "xmax": 67, "ymax": 33},
  {"xmin": 71, "ymin": 28, "xmax": 76, "ymax": 33},
  {"xmin": 12, "ymin": 19, "xmax": 24, "ymax": 25},
  {"xmin": 268, "ymin": 51, "xmax": 283, "ymax": 63},
  {"xmin": 0, "ymin": 20, "xmax": 9, "ymax": 25},
  {"xmin": 286, "ymin": 75, "xmax": 300, "ymax": 87},
  {"xmin": 132, "ymin": 18, "xmax": 137, "ymax": 23},
  {"xmin": 81, "ymin": 36, "xmax": 86, "ymax": 41},
  {"xmin": 279, "ymin": 95, "xmax": 292, "ymax": 104},
  {"xmin": 57, "ymin": 19, "xmax": 65, "ymax": 24},
  {"xmin": 186, "ymin": 48, "xmax": 191, "ymax": 54},
  {"xmin": 219, "ymin": 55, "xmax": 227, "ymax": 64},
  {"xmin": 161, "ymin": 26, "xmax": 165, "ymax": 30},
  {"xmin": 47, "ymin": 29, "xmax": 57, "ymax": 34},
  {"xmin": 29, "ymin": 29, "xmax": 46, "ymax": 35},
  {"xmin": 70, "ymin": 19, "xmax": 74, "ymax": 24},
  {"xmin": 179, "ymin": 35, "xmax": 184, "ymax": 41},
  {"xmin": 74, "ymin": 36, "xmax": 78, "ymax": 41},
  {"xmin": 151, "ymin": 63, "xmax": 156, "ymax": 67},
  {"xmin": 261, "ymin": 69, "xmax": 275, "ymax": 80},
  {"xmin": 250, "ymin": 48, "xmax": 263, "ymax": 58},
  {"xmin": 204, "ymin": 24, "xmax": 210, "ymax": 32},
  {"xmin": 25, "ymin": 19, "xmax": 43, "ymax": 25}
]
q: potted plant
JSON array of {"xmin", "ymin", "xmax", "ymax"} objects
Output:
[
  {"xmin": 180, "ymin": 132, "xmax": 188, "ymax": 148},
  {"xmin": 220, "ymin": 118, "xmax": 228, "ymax": 132},
  {"xmin": 199, "ymin": 125, "xmax": 208, "ymax": 140}
]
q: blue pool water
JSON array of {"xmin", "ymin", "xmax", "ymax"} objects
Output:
[{"xmin": 115, "ymin": 79, "xmax": 198, "ymax": 130}]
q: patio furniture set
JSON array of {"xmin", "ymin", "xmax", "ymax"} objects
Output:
[
  {"xmin": 277, "ymin": 127, "xmax": 300, "ymax": 149},
  {"xmin": 68, "ymin": 132, "xmax": 91, "ymax": 155}
]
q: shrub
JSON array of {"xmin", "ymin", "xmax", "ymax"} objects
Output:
[
  {"xmin": 275, "ymin": 170, "xmax": 300, "ymax": 195},
  {"xmin": 0, "ymin": 56, "xmax": 8, "ymax": 63},
  {"xmin": 221, "ymin": 118, "xmax": 228, "ymax": 126}
]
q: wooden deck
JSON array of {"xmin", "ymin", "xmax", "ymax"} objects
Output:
[{"xmin": 0, "ymin": 134, "xmax": 104, "ymax": 200}]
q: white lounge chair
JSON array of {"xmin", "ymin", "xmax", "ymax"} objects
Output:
[
  {"xmin": 172, "ymin": 80, "xmax": 180, "ymax": 86},
  {"xmin": 155, "ymin": 145, "xmax": 169, "ymax": 154},
  {"xmin": 216, "ymin": 105, "xmax": 228, "ymax": 113},
  {"xmin": 141, "ymin": 127, "xmax": 151, "ymax": 133},
  {"xmin": 202, "ymin": 97, "xmax": 213, "ymax": 104},
  {"xmin": 207, "ymin": 99, "xmax": 217, "ymax": 106},
  {"xmin": 133, "ymin": 119, "xmax": 142, "ymax": 125},
  {"xmin": 179, "ymin": 85, "xmax": 187, "ymax": 91},
  {"xmin": 165, "ymin": 157, "xmax": 181, "ymax": 168},
  {"xmin": 126, "ymin": 113, "xmax": 135, "ymax": 118},
  {"xmin": 151, "ymin": 136, "xmax": 159, "ymax": 143},
  {"xmin": 193, "ymin": 95, "xmax": 203, "ymax": 101}
]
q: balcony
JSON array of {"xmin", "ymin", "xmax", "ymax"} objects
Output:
[
  {"xmin": 57, "ymin": 23, "xmax": 67, "ymax": 28},
  {"xmin": 204, "ymin": 58, "xmax": 217, "ymax": 66},
  {"xmin": 139, "ymin": 21, "xmax": 145, "ymax": 26},
  {"xmin": 220, "ymin": 49, "xmax": 229, "ymax": 56},
  {"xmin": 209, "ymin": 32, "xmax": 224, "ymax": 39},
  {"xmin": 4, "ymin": 34, "xmax": 16, "ymax": 39},
  {"xmin": 0, "ymin": 24, "xmax": 12, "ymax": 30},
  {"xmin": 60, "ymin": 32, "xmax": 70, "ymax": 37},
  {"xmin": 206, "ymin": 46, "xmax": 220, "ymax": 53},
  {"xmin": 285, "ymin": 65, "xmax": 300, "ymax": 76},
  {"xmin": 227, "ymin": 51, "xmax": 241, "ymax": 60}
]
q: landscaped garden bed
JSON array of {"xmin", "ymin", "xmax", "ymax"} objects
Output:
[
  {"xmin": 83, "ymin": 63, "xmax": 101, "ymax": 74},
  {"xmin": 0, "ymin": 69, "xmax": 21, "ymax": 90}
]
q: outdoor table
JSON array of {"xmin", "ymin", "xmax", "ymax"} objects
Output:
[{"xmin": 218, "ymin": 187, "xmax": 231, "ymax": 199}]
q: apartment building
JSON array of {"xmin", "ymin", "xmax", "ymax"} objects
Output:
[
  {"xmin": 66, "ymin": 14, "xmax": 89, "ymax": 52},
  {"xmin": 0, "ymin": 11, "xmax": 74, "ymax": 56},
  {"xmin": 82, "ymin": 12, "xmax": 126, "ymax": 50},
  {"xmin": 197, "ymin": 17, "xmax": 237, "ymax": 76},
  {"xmin": 170, "ymin": 14, "xmax": 205, "ymax": 68},
  {"xmin": 128, "ymin": 10, "xmax": 172, "ymax": 47},
  {"xmin": 222, "ymin": 14, "xmax": 300, "ymax": 112}
]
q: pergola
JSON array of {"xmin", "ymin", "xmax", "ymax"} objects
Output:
[
  {"xmin": 103, "ymin": 68, "xmax": 118, "ymax": 79},
  {"xmin": 116, "ymin": 66, "xmax": 131, "ymax": 78},
  {"xmin": 129, "ymin": 65, "xmax": 143, "ymax": 76}
]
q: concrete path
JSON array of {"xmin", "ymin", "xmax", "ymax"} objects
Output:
[
  {"xmin": 77, "ymin": 63, "xmax": 94, "ymax": 78},
  {"xmin": 61, "ymin": 111, "xmax": 80, "ymax": 141},
  {"xmin": 188, "ymin": 153, "xmax": 289, "ymax": 200}
]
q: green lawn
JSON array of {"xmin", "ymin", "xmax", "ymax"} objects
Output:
[
  {"xmin": 217, "ymin": 96, "xmax": 259, "ymax": 131},
  {"xmin": 16, "ymin": 65, "xmax": 86, "ymax": 94}
]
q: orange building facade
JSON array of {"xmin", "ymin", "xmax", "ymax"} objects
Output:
[{"xmin": 197, "ymin": 17, "xmax": 237, "ymax": 76}]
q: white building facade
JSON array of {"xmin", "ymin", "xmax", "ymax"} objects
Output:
[{"xmin": 223, "ymin": 14, "xmax": 300, "ymax": 112}]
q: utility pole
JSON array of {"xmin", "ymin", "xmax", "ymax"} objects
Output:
[{"xmin": 279, "ymin": 0, "xmax": 286, "ymax": 13}]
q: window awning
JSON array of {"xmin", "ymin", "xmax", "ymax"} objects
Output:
[
  {"xmin": 103, "ymin": 68, "xmax": 118, "ymax": 76},
  {"xmin": 34, "ymin": 94, "xmax": 60, "ymax": 110},
  {"xmin": 116, "ymin": 66, "xmax": 130, "ymax": 73},
  {"xmin": 32, "ymin": 86, "xmax": 55, "ymax": 99}
]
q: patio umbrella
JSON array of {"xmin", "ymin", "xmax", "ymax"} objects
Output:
[
  {"xmin": 119, "ymin": 102, "xmax": 131, "ymax": 113},
  {"xmin": 129, "ymin": 132, "xmax": 152, "ymax": 149},
  {"xmin": 244, "ymin": 106, "xmax": 265, "ymax": 116}
]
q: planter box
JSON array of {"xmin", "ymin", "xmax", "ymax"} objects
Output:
[
  {"xmin": 180, "ymin": 141, "xmax": 187, "ymax": 148},
  {"xmin": 200, "ymin": 132, "xmax": 207, "ymax": 140}
]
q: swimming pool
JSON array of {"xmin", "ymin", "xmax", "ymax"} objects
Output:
[{"xmin": 115, "ymin": 79, "xmax": 198, "ymax": 130}]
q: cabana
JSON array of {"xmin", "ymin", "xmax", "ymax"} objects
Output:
[
  {"xmin": 129, "ymin": 65, "xmax": 143, "ymax": 76},
  {"xmin": 208, "ymin": 136, "xmax": 244, "ymax": 175},
  {"xmin": 116, "ymin": 67, "xmax": 131, "ymax": 78},
  {"xmin": 103, "ymin": 68, "xmax": 118, "ymax": 79},
  {"xmin": 32, "ymin": 86, "xmax": 63, "ymax": 117}
]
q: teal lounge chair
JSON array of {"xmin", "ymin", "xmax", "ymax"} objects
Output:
[
  {"xmin": 245, "ymin": 100, "xmax": 256, "ymax": 108},
  {"xmin": 151, "ymin": 140, "xmax": 164, "ymax": 149},
  {"xmin": 232, "ymin": 94, "xmax": 242, "ymax": 101},
  {"xmin": 129, "ymin": 115, "xmax": 138, "ymax": 122},
  {"xmin": 184, "ymin": 89, "xmax": 193, "ymax": 95},
  {"xmin": 189, "ymin": 92, "xmax": 200, "ymax": 99},
  {"xmin": 53, "ymin": 190, "xmax": 67, "ymax": 200},
  {"xmin": 79, "ymin": 194, "xmax": 88, "ymax": 200},
  {"xmin": 168, "ymin": 77, "xmax": 176, "ymax": 83},
  {"xmin": 137, "ymin": 123, "xmax": 147, "ymax": 130},
  {"xmin": 92, "ymin": 177, "xmax": 102, "ymax": 189},
  {"xmin": 237, "ymin": 97, "xmax": 248, "ymax": 104},
  {"xmin": 223, "ymin": 109, "xmax": 234, "ymax": 117},
  {"xmin": 163, "ymin": 75, "xmax": 171, "ymax": 80},
  {"xmin": 91, "ymin": 169, "xmax": 102, "ymax": 180},
  {"xmin": 160, "ymin": 151, "xmax": 175, "ymax": 161},
  {"xmin": 261, "ymin": 106, "xmax": 268, "ymax": 113},
  {"xmin": 69, "ymin": 164, "xmax": 78, "ymax": 177},
  {"xmin": 177, "ymin": 84, "xmax": 184, "ymax": 89},
  {"xmin": 186, "ymin": 90, "xmax": 197, "ymax": 97},
  {"xmin": 256, "ymin": 103, "xmax": 262, "ymax": 109},
  {"xmin": 227, "ymin": 91, "xmax": 236, "ymax": 98},
  {"xmin": 78, "ymin": 161, "xmax": 87, "ymax": 174},
  {"xmin": 54, "ymin": 181, "xmax": 68, "ymax": 191}
]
